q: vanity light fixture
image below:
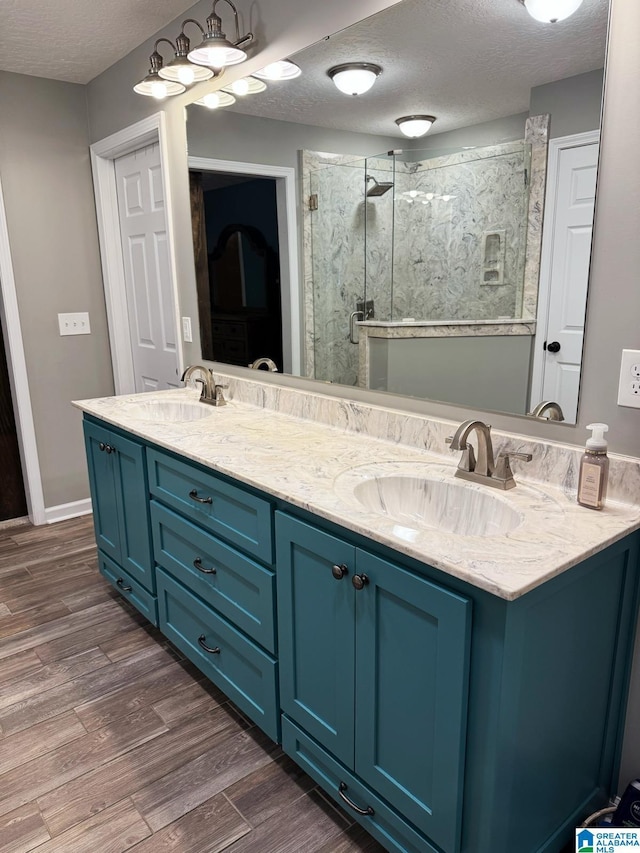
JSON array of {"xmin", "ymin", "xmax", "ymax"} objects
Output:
[
  {"xmin": 158, "ymin": 21, "xmax": 216, "ymax": 85},
  {"xmin": 253, "ymin": 60, "xmax": 302, "ymax": 81},
  {"xmin": 519, "ymin": 0, "xmax": 584, "ymax": 23},
  {"xmin": 133, "ymin": 41, "xmax": 187, "ymax": 98},
  {"xmin": 222, "ymin": 76, "xmax": 267, "ymax": 96},
  {"xmin": 194, "ymin": 91, "xmax": 237, "ymax": 109},
  {"xmin": 187, "ymin": 0, "xmax": 254, "ymax": 68},
  {"xmin": 395, "ymin": 115, "xmax": 437, "ymax": 137},
  {"xmin": 328, "ymin": 63, "xmax": 381, "ymax": 96}
]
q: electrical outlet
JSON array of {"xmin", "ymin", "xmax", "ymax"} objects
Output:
[
  {"xmin": 58, "ymin": 312, "xmax": 91, "ymax": 336},
  {"xmin": 617, "ymin": 349, "xmax": 640, "ymax": 408},
  {"xmin": 182, "ymin": 317, "xmax": 193, "ymax": 343}
]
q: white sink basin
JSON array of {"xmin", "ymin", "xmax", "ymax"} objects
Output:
[
  {"xmin": 334, "ymin": 463, "xmax": 526, "ymax": 538},
  {"xmin": 125, "ymin": 399, "xmax": 215, "ymax": 423}
]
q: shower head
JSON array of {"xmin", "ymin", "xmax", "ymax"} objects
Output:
[{"xmin": 365, "ymin": 174, "xmax": 394, "ymax": 197}]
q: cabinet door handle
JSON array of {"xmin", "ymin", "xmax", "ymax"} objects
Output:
[
  {"xmin": 104, "ymin": 444, "xmax": 116, "ymax": 454},
  {"xmin": 338, "ymin": 782, "xmax": 374, "ymax": 816},
  {"xmin": 352, "ymin": 573, "xmax": 369, "ymax": 591},
  {"xmin": 189, "ymin": 489, "xmax": 213, "ymax": 505},
  {"xmin": 332, "ymin": 563, "xmax": 348, "ymax": 580},
  {"xmin": 99, "ymin": 442, "xmax": 106, "ymax": 452},
  {"xmin": 194, "ymin": 557, "xmax": 217, "ymax": 575},
  {"xmin": 198, "ymin": 635, "xmax": 221, "ymax": 654},
  {"xmin": 116, "ymin": 577, "xmax": 132, "ymax": 592}
]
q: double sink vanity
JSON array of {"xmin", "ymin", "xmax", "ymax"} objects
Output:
[{"xmin": 75, "ymin": 373, "xmax": 640, "ymax": 853}]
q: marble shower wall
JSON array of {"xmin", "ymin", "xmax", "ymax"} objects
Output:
[{"xmin": 387, "ymin": 143, "xmax": 530, "ymax": 321}]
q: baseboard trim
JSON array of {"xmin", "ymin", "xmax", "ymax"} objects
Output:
[{"xmin": 45, "ymin": 499, "xmax": 93, "ymax": 524}]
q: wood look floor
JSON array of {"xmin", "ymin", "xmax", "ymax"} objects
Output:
[{"xmin": 0, "ymin": 516, "xmax": 385, "ymax": 853}]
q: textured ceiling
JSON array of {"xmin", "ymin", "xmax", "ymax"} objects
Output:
[
  {"xmin": 220, "ymin": 0, "xmax": 609, "ymax": 138},
  {"xmin": 0, "ymin": 0, "xmax": 198, "ymax": 83}
]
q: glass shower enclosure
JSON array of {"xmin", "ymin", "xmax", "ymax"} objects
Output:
[{"xmin": 308, "ymin": 142, "xmax": 531, "ymax": 386}]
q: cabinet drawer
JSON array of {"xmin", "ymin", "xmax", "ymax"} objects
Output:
[
  {"xmin": 156, "ymin": 568, "xmax": 279, "ymax": 742},
  {"xmin": 151, "ymin": 501, "xmax": 276, "ymax": 652},
  {"xmin": 99, "ymin": 551, "xmax": 158, "ymax": 626},
  {"xmin": 147, "ymin": 449, "xmax": 273, "ymax": 564},
  {"xmin": 282, "ymin": 716, "xmax": 438, "ymax": 853}
]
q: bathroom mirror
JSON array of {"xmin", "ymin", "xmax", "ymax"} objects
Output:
[{"xmin": 185, "ymin": 0, "xmax": 609, "ymax": 425}]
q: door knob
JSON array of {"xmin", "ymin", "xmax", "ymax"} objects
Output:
[{"xmin": 546, "ymin": 341, "xmax": 561, "ymax": 353}]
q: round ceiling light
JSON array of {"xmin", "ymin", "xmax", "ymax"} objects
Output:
[
  {"xmin": 194, "ymin": 91, "xmax": 237, "ymax": 109},
  {"xmin": 253, "ymin": 60, "xmax": 302, "ymax": 81},
  {"xmin": 395, "ymin": 115, "xmax": 437, "ymax": 138},
  {"xmin": 521, "ymin": 0, "xmax": 584, "ymax": 23},
  {"xmin": 328, "ymin": 63, "xmax": 381, "ymax": 96}
]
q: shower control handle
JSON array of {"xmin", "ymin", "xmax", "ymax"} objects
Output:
[{"xmin": 349, "ymin": 311, "xmax": 364, "ymax": 344}]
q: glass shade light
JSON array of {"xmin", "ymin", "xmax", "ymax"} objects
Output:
[
  {"xmin": 134, "ymin": 51, "xmax": 186, "ymax": 98},
  {"xmin": 522, "ymin": 0, "xmax": 584, "ymax": 22},
  {"xmin": 194, "ymin": 91, "xmax": 237, "ymax": 109},
  {"xmin": 395, "ymin": 115, "xmax": 437, "ymax": 138},
  {"xmin": 328, "ymin": 63, "xmax": 381, "ymax": 96},
  {"xmin": 223, "ymin": 76, "xmax": 267, "ymax": 96},
  {"xmin": 159, "ymin": 57, "xmax": 214, "ymax": 85},
  {"xmin": 253, "ymin": 60, "xmax": 302, "ymax": 81},
  {"xmin": 187, "ymin": 2, "xmax": 250, "ymax": 68}
]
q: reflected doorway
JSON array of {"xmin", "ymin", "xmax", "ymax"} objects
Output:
[
  {"xmin": 0, "ymin": 317, "xmax": 27, "ymax": 521},
  {"xmin": 190, "ymin": 170, "xmax": 283, "ymax": 370}
]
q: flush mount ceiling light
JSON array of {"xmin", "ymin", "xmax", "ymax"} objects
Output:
[
  {"xmin": 133, "ymin": 42, "xmax": 187, "ymax": 98},
  {"xmin": 187, "ymin": 0, "xmax": 253, "ymax": 68},
  {"xmin": 222, "ymin": 76, "xmax": 267, "ymax": 96},
  {"xmin": 395, "ymin": 115, "xmax": 437, "ymax": 138},
  {"xmin": 194, "ymin": 91, "xmax": 237, "ymax": 109},
  {"xmin": 519, "ymin": 0, "xmax": 584, "ymax": 23},
  {"xmin": 253, "ymin": 60, "xmax": 302, "ymax": 81},
  {"xmin": 328, "ymin": 63, "xmax": 381, "ymax": 96}
]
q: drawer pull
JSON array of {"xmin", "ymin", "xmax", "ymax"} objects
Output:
[
  {"xmin": 116, "ymin": 577, "xmax": 132, "ymax": 592},
  {"xmin": 352, "ymin": 573, "xmax": 369, "ymax": 591},
  {"xmin": 189, "ymin": 489, "xmax": 213, "ymax": 505},
  {"xmin": 193, "ymin": 557, "xmax": 217, "ymax": 575},
  {"xmin": 198, "ymin": 635, "xmax": 221, "ymax": 654},
  {"xmin": 332, "ymin": 564, "xmax": 348, "ymax": 580},
  {"xmin": 338, "ymin": 782, "xmax": 374, "ymax": 816}
]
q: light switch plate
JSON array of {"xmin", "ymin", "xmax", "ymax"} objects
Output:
[
  {"xmin": 58, "ymin": 312, "xmax": 90, "ymax": 336},
  {"xmin": 182, "ymin": 316, "xmax": 193, "ymax": 343},
  {"xmin": 617, "ymin": 349, "xmax": 640, "ymax": 408}
]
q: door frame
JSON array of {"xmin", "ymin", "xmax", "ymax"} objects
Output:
[
  {"xmin": 529, "ymin": 129, "xmax": 600, "ymax": 412},
  {"xmin": 188, "ymin": 156, "xmax": 301, "ymax": 375},
  {"xmin": 90, "ymin": 112, "xmax": 184, "ymax": 394},
  {"xmin": 0, "ymin": 175, "xmax": 46, "ymax": 524}
]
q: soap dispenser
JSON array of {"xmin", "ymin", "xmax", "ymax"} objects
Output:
[{"xmin": 577, "ymin": 423, "xmax": 609, "ymax": 510}]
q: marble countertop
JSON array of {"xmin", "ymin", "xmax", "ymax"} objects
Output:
[{"xmin": 74, "ymin": 388, "xmax": 640, "ymax": 601}]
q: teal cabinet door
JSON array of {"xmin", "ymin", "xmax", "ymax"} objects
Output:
[
  {"xmin": 111, "ymin": 431, "xmax": 153, "ymax": 589},
  {"xmin": 354, "ymin": 551, "xmax": 471, "ymax": 853},
  {"xmin": 84, "ymin": 420, "xmax": 120, "ymax": 563},
  {"xmin": 83, "ymin": 420, "xmax": 153, "ymax": 592},
  {"xmin": 276, "ymin": 512, "xmax": 356, "ymax": 767}
]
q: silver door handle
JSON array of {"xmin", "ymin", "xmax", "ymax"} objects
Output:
[{"xmin": 349, "ymin": 311, "xmax": 364, "ymax": 344}]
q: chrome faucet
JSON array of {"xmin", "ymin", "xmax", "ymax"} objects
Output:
[
  {"xmin": 248, "ymin": 357, "xmax": 278, "ymax": 372},
  {"xmin": 447, "ymin": 419, "xmax": 532, "ymax": 490},
  {"xmin": 528, "ymin": 400, "xmax": 565, "ymax": 421},
  {"xmin": 180, "ymin": 365, "xmax": 218, "ymax": 405}
]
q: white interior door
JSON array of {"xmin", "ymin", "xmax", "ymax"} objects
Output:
[
  {"xmin": 532, "ymin": 136, "xmax": 599, "ymax": 422},
  {"xmin": 115, "ymin": 144, "xmax": 179, "ymax": 392}
]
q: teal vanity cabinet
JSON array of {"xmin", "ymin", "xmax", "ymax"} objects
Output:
[
  {"xmin": 277, "ymin": 512, "xmax": 471, "ymax": 853},
  {"xmin": 147, "ymin": 447, "xmax": 280, "ymax": 742},
  {"xmin": 83, "ymin": 418, "xmax": 156, "ymax": 624},
  {"xmin": 275, "ymin": 511, "xmax": 640, "ymax": 853}
]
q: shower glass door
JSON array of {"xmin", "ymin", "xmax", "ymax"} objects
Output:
[{"xmin": 309, "ymin": 159, "xmax": 367, "ymax": 386}]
